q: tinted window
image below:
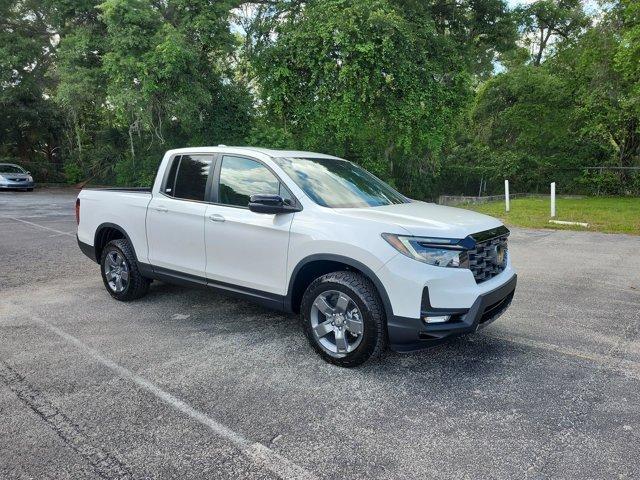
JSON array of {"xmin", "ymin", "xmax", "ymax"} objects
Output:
[
  {"xmin": 219, "ymin": 156, "xmax": 289, "ymax": 207},
  {"xmin": 274, "ymin": 157, "xmax": 407, "ymax": 208},
  {"xmin": 162, "ymin": 156, "xmax": 181, "ymax": 195},
  {"xmin": 171, "ymin": 155, "xmax": 212, "ymax": 201}
]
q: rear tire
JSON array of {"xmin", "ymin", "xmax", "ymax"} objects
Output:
[
  {"xmin": 100, "ymin": 239, "xmax": 150, "ymax": 301},
  {"xmin": 301, "ymin": 271, "xmax": 387, "ymax": 367}
]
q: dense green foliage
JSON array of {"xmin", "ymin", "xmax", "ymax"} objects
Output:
[
  {"xmin": 444, "ymin": 0, "xmax": 640, "ymax": 196},
  {"xmin": 0, "ymin": 0, "xmax": 638, "ymax": 197}
]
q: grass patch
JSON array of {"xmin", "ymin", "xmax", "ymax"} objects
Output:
[{"xmin": 461, "ymin": 196, "xmax": 640, "ymax": 235}]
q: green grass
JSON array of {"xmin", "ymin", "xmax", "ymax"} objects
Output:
[{"xmin": 461, "ymin": 196, "xmax": 640, "ymax": 235}]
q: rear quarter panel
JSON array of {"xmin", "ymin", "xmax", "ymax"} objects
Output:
[{"xmin": 77, "ymin": 189, "xmax": 152, "ymax": 261}]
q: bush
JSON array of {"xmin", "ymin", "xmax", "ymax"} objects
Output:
[
  {"xmin": 577, "ymin": 170, "xmax": 625, "ymax": 196},
  {"xmin": 63, "ymin": 162, "xmax": 84, "ymax": 184}
]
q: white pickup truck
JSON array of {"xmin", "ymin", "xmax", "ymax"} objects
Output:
[{"xmin": 77, "ymin": 147, "xmax": 516, "ymax": 367}]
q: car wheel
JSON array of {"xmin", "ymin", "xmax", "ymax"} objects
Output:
[
  {"xmin": 26, "ymin": 188, "xmax": 33, "ymax": 192},
  {"xmin": 100, "ymin": 239, "xmax": 150, "ymax": 301},
  {"xmin": 301, "ymin": 271, "xmax": 387, "ymax": 367}
]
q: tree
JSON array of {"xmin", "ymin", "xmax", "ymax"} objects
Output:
[
  {"xmin": 517, "ymin": 0, "xmax": 589, "ymax": 66},
  {"xmin": 0, "ymin": 0, "xmax": 635, "ymax": 196},
  {"xmin": 447, "ymin": 65, "xmax": 591, "ymax": 193},
  {"xmin": 250, "ymin": 0, "xmax": 516, "ymax": 197},
  {"xmin": 394, "ymin": 0, "xmax": 518, "ymax": 79},
  {"xmin": 552, "ymin": 3, "xmax": 638, "ymax": 178},
  {"xmin": 443, "ymin": 1, "xmax": 640, "ymax": 196},
  {"xmin": 95, "ymin": 0, "xmax": 251, "ymax": 184},
  {"xmin": 0, "ymin": 0, "xmax": 61, "ymax": 177},
  {"xmin": 50, "ymin": 1, "xmax": 112, "ymax": 182},
  {"xmin": 615, "ymin": 0, "xmax": 640, "ymax": 111}
]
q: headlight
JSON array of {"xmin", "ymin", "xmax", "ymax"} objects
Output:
[
  {"xmin": 381, "ymin": 233, "xmax": 469, "ymax": 268},
  {"xmin": 27, "ymin": 175, "xmax": 33, "ymax": 181}
]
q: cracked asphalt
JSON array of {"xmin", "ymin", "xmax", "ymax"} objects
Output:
[{"xmin": 1, "ymin": 188, "xmax": 639, "ymax": 479}]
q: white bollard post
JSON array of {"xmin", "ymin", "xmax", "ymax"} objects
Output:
[
  {"xmin": 550, "ymin": 182, "xmax": 556, "ymax": 218},
  {"xmin": 504, "ymin": 180, "xmax": 510, "ymax": 212}
]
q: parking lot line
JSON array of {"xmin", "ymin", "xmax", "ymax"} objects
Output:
[
  {"xmin": 47, "ymin": 231, "xmax": 77, "ymax": 238},
  {"xmin": 5, "ymin": 216, "xmax": 76, "ymax": 237},
  {"xmin": 19, "ymin": 308, "xmax": 317, "ymax": 480}
]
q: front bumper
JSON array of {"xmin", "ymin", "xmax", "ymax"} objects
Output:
[
  {"xmin": 0, "ymin": 180, "xmax": 35, "ymax": 189},
  {"xmin": 387, "ymin": 274, "xmax": 517, "ymax": 352}
]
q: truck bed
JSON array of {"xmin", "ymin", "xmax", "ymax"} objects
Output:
[
  {"xmin": 77, "ymin": 187, "xmax": 153, "ymax": 262},
  {"xmin": 82, "ymin": 187, "xmax": 152, "ymax": 193}
]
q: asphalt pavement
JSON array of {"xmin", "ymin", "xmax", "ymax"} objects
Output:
[{"xmin": 1, "ymin": 188, "xmax": 639, "ymax": 479}]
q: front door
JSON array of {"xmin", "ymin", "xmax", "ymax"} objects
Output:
[
  {"xmin": 204, "ymin": 155, "xmax": 294, "ymax": 295},
  {"xmin": 146, "ymin": 154, "xmax": 214, "ymax": 277}
]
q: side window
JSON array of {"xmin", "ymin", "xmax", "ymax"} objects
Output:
[
  {"xmin": 166, "ymin": 155, "xmax": 213, "ymax": 201},
  {"xmin": 218, "ymin": 156, "xmax": 291, "ymax": 207},
  {"xmin": 162, "ymin": 156, "xmax": 181, "ymax": 196}
]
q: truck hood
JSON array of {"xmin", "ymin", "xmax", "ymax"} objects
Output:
[{"xmin": 337, "ymin": 201, "xmax": 503, "ymax": 239}]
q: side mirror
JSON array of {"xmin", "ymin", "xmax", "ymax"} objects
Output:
[{"xmin": 248, "ymin": 194, "xmax": 300, "ymax": 214}]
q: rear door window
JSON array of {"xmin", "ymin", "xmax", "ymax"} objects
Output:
[{"xmin": 163, "ymin": 155, "xmax": 214, "ymax": 201}]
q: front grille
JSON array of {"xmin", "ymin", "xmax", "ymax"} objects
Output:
[
  {"xmin": 468, "ymin": 229, "xmax": 509, "ymax": 283},
  {"xmin": 9, "ymin": 178, "xmax": 26, "ymax": 182}
]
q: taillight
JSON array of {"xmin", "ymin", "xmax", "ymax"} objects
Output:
[{"xmin": 75, "ymin": 198, "xmax": 80, "ymax": 225}]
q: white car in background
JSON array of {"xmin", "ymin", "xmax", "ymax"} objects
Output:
[
  {"xmin": 76, "ymin": 147, "xmax": 516, "ymax": 367},
  {"xmin": 0, "ymin": 163, "xmax": 35, "ymax": 191}
]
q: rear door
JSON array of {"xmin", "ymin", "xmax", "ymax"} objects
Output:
[
  {"xmin": 146, "ymin": 154, "xmax": 215, "ymax": 277},
  {"xmin": 204, "ymin": 155, "xmax": 295, "ymax": 295}
]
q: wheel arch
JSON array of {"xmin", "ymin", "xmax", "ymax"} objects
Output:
[
  {"xmin": 94, "ymin": 223, "xmax": 139, "ymax": 263},
  {"xmin": 286, "ymin": 254, "xmax": 392, "ymax": 318}
]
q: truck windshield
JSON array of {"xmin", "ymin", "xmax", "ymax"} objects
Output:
[{"xmin": 274, "ymin": 157, "xmax": 408, "ymax": 208}]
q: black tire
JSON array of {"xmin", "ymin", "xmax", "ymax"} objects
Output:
[
  {"xmin": 26, "ymin": 188, "xmax": 33, "ymax": 192},
  {"xmin": 100, "ymin": 239, "xmax": 150, "ymax": 301},
  {"xmin": 301, "ymin": 271, "xmax": 387, "ymax": 367}
]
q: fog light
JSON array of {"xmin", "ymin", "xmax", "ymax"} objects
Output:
[{"xmin": 423, "ymin": 315, "xmax": 451, "ymax": 324}]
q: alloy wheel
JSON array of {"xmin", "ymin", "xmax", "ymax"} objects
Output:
[
  {"xmin": 104, "ymin": 251, "xmax": 129, "ymax": 293},
  {"xmin": 310, "ymin": 290, "xmax": 364, "ymax": 357}
]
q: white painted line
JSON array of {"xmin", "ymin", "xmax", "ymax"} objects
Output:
[
  {"xmin": 549, "ymin": 220, "xmax": 589, "ymax": 227},
  {"xmin": 29, "ymin": 313, "xmax": 316, "ymax": 480},
  {"xmin": 6, "ymin": 217, "xmax": 76, "ymax": 237},
  {"xmin": 2, "ymin": 214, "xmax": 74, "ymax": 221},
  {"xmin": 47, "ymin": 231, "xmax": 77, "ymax": 238}
]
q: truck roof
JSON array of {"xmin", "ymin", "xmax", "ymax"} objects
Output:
[{"xmin": 166, "ymin": 146, "xmax": 343, "ymax": 160}]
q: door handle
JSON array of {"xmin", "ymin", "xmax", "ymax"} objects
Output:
[
  {"xmin": 209, "ymin": 214, "xmax": 225, "ymax": 222},
  {"xmin": 155, "ymin": 206, "xmax": 168, "ymax": 213}
]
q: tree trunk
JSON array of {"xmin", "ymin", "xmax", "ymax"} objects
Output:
[
  {"xmin": 534, "ymin": 29, "xmax": 552, "ymax": 66},
  {"xmin": 385, "ymin": 142, "xmax": 396, "ymax": 183}
]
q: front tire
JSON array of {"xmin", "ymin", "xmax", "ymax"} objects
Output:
[
  {"xmin": 301, "ymin": 271, "xmax": 387, "ymax": 367},
  {"xmin": 100, "ymin": 239, "xmax": 150, "ymax": 301}
]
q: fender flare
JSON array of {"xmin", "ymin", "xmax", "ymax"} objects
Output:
[
  {"xmin": 285, "ymin": 253, "xmax": 393, "ymax": 317},
  {"xmin": 93, "ymin": 222, "xmax": 140, "ymax": 263}
]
